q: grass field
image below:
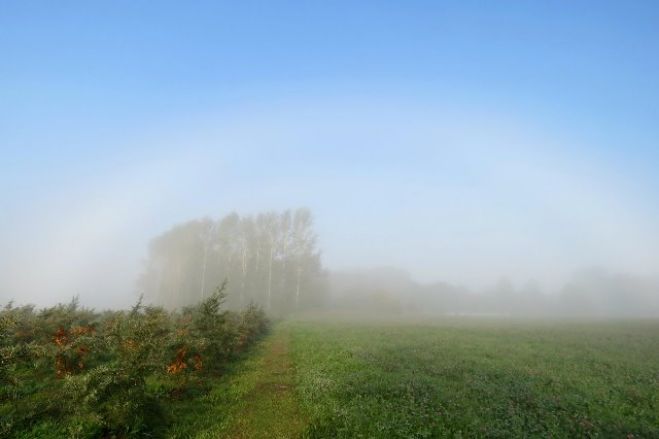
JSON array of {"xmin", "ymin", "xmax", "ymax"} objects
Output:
[{"xmin": 168, "ymin": 316, "xmax": 659, "ymax": 438}]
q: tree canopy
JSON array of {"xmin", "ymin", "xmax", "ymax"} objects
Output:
[{"xmin": 138, "ymin": 208, "xmax": 326, "ymax": 314}]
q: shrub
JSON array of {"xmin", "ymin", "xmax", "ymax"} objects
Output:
[{"xmin": 0, "ymin": 285, "xmax": 269, "ymax": 438}]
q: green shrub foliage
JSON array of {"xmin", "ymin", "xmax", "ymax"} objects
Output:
[{"xmin": 0, "ymin": 285, "xmax": 269, "ymax": 438}]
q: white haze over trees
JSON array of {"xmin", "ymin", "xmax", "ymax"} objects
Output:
[
  {"xmin": 328, "ymin": 266, "xmax": 659, "ymax": 318},
  {"xmin": 133, "ymin": 205, "xmax": 659, "ymax": 318},
  {"xmin": 2, "ymin": 98, "xmax": 659, "ymax": 313},
  {"xmin": 138, "ymin": 209, "xmax": 325, "ymax": 314}
]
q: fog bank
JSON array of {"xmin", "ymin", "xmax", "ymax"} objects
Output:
[
  {"xmin": 328, "ymin": 267, "xmax": 659, "ymax": 318},
  {"xmin": 2, "ymin": 98, "xmax": 659, "ymax": 310}
]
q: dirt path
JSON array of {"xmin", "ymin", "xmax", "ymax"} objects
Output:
[{"xmin": 224, "ymin": 328, "xmax": 307, "ymax": 438}]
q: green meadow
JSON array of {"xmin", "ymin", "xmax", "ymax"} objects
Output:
[{"xmin": 170, "ymin": 316, "xmax": 659, "ymax": 438}]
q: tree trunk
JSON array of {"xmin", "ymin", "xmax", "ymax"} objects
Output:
[
  {"xmin": 295, "ymin": 264, "xmax": 302, "ymax": 310},
  {"xmin": 240, "ymin": 240, "xmax": 247, "ymax": 307},
  {"xmin": 267, "ymin": 244, "xmax": 273, "ymax": 311},
  {"xmin": 200, "ymin": 242, "xmax": 209, "ymax": 301}
]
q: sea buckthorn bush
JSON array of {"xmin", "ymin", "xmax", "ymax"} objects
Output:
[{"xmin": 0, "ymin": 284, "xmax": 269, "ymax": 438}]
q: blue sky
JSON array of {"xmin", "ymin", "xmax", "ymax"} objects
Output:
[{"xmin": 2, "ymin": 1, "xmax": 659, "ymax": 307}]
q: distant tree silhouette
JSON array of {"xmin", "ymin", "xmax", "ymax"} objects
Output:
[{"xmin": 138, "ymin": 209, "xmax": 325, "ymax": 314}]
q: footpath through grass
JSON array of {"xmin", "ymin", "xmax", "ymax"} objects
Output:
[
  {"xmin": 166, "ymin": 325, "xmax": 306, "ymax": 439},
  {"xmin": 168, "ymin": 316, "xmax": 659, "ymax": 438}
]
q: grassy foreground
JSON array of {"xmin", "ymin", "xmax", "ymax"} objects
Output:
[{"xmin": 169, "ymin": 316, "xmax": 658, "ymax": 438}]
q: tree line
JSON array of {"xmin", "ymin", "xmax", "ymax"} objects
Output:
[
  {"xmin": 327, "ymin": 267, "xmax": 659, "ymax": 317},
  {"xmin": 138, "ymin": 208, "xmax": 326, "ymax": 314}
]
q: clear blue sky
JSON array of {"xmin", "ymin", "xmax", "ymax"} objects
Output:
[{"xmin": 1, "ymin": 1, "xmax": 659, "ymax": 307}]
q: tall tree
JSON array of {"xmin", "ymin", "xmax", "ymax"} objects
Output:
[{"xmin": 138, "ymin": 209, "xmax": 325, "ymax": 313}]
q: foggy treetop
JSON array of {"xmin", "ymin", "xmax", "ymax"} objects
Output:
[{"xmin": 138, "ymin": 209, "xmax": 325, "ymax": 313}]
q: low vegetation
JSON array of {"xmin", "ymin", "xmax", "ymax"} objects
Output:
[
  {"xmin": 3, "ymin": 298, "xmax": 658, "ymax": 438},
  {"xmin": 289, "ymin": 317, "xmax": 659, "ymax": 438},
  {"xmin": 0, "ymin": 285, "xmax": 268, "ymax": 438}
]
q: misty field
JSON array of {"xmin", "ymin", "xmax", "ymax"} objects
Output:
[
  {"xmin": 286, "ymin": 318, "xmax": 659, "ymax": 438},
  {"xmin": 5, "ymin": 311, "xmax": 659, "ymax": 438},
  {"xmin": 169, "ymin": 317, "xmax": 659, "ymax": 438}
]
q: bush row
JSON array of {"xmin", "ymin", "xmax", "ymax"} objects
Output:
[{"xmin": 0, "ymin": 284, "xmax": 269, "ymax": 438}]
